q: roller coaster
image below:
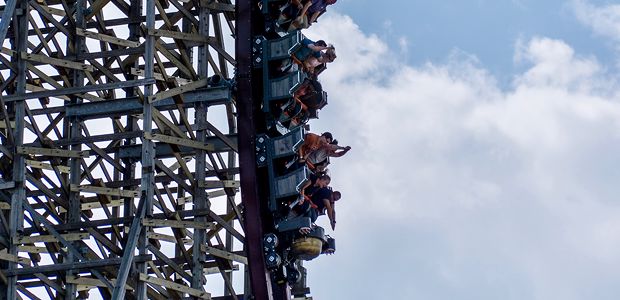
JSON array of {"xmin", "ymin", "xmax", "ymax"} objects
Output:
[{"xmin": 0, "ymin": 0, "xmax": 343, "ymax": 299}]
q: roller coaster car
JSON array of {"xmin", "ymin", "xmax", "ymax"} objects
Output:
[
  {"xmin": 256, "ymin": 127, "xmax": 310, "ymax": 212},
  {"xmin": 290, "ymin": 226, "xmax": 336, "ymax": 260},
  {"xmin": 252, "ymin": 31, "xmax": 303, "ymax": 69},
  {"xmin": 276, "ymin": 79, "xmax": 326, "ymax": 129},
  {"xmin": 258, "ymin": 0, "xmax": 306, "ymax": 34},
  {"xmin": 259, "ymin": 0, "xmax": 289, "ymax": 19},
  {"xmin": 259, "ymin": 0, "xmax": 329, "ymax": 35},
  {"xmin": 263, "ymin": 227, "xmax": 336, "ymax": 285},
  {"xmin": 254, "ymin": 31, "xmax": 328, "ymax": 127},
  {"xmin": 294, "ymin": 78, "xmax": 327, "ymax": 118}
]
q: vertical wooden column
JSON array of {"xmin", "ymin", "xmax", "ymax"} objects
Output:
[
  {"xmin": 112, "ymin": 0, "xmax": 156, "ymax": 298},
  {"xmin": 191, "ymin": 1, "xmax": 210, "ymax": 291},
  {"xmin": 65, "ymin": 1, "xmax": 86, "ymax": 298},
  {"xmin": 5, "ymin": 1, "xmax": 28, "ymax": 299},
  {"xmin": 135, "ymin": 0, "xmax": 156, "ymax": 297}
]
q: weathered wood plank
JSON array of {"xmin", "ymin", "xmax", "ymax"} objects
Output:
[
  {"xmin": 0, "ymin": 120, "xmax": 15, "ymax": 129},
  {"xmin": 70, "ymin": 184, "xmax": 140, "ymax": 198},
  {"xmin": 57, "ymin": 199, "xmax": 125, "ymax": 213},
  {"xmin": 0, "ymin": 250, "xmax": 32, "ymax": 265},
  {"xmin": 67, "ymin": 276, "xmax": 134, "ymax": 291},
  {"xmin": 142, "ymin": 219, "xmax": 214, "ymax": 230},
  {"xmin": 0, "ymin": 182, "xmax": 15, "ymax": 191},
  {"xmin": 25, "ymin": 160, "xmax": 70, "ymax": 173},
  {"xmin": 204, "ymin": 264, "xmax": 239, "ymax": 275},
  {"xmin": 201, "ymin": 180, "xmax": 240, "ymax": 189},
  {"xmin": 154, "ymin": 41, "xmax": 195, "ymax": 78},
  {"xmin": 16, "ymin": 147, "xmax": 89, "ymax": 158},
  {"xmin": 201, "ymin": 245, "xmax": 248, "ymax": 265},
  {"xmin": 144, "ymin": 133, "xmax": 214, "ymax": 151},
  {"xmin": 40, "ymin": 5, "xmax": 66, "ymax": 16},
  {"xmin": 16, "ymin": 232, "xmax": 90, "ymax": 244},
  {"xmin": 176, "ymin": 189, "xmax": 230, "ymax": 206},
  {"xmin": 150, "ymin": 29, "xmax": 209, "ymax": 43},
  {"xmin": 85, "ymin": 0, "xmax": 112, "ymax": 19},
  {"xmin": 146, "ymin": 232, "xmax": 192, "ymax": 245},
  {"xmin": 25, "ymin": 84, "xmax": 70, "ymax": 100},
  {"xmin": 17, "ymin": 246, "xmax": 50, "ymax": 254},
  {"xmin": 139, "ymin": 274, "xmax": 211, "ymax": 299},
  {"xmin": 4, "ymin": 255, "xmax": 152, "ymax": 276},
  {"xmin": 76, "ymin": 28, "xmax": 140, "ymax": 48},
  {"xmin": 148, "ymin": 78, "xmax": 208, "ymax": 103},
  {"xmin": 20, "ymin": 52, "xmax": 94, "ymax": 72}
]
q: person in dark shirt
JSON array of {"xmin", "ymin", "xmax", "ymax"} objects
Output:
[
  {"xmin": 293, "ymin": 187, "xmax": 340, "ymax": 232},
  {"xmin": 311, "ymin": 188, "xmax": 340, "ymax": 230}
]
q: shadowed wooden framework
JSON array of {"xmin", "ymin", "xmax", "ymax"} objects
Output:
[{"xmin": 0, "ymin": 0, "xmax": 262, "ymax": 299}]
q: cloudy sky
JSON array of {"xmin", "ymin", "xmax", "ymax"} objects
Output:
[{"xmin": 301, "ymin": 1, "xmax": 620, "ymax": 299}]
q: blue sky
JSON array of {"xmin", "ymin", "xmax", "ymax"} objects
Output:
[
  {"xmin": 333, "ymin": 0, "xmax": 618, "ymax": 86},
  {"xmin": 302, "ymin": 1, "xmax": 620, "ymax": 299}
]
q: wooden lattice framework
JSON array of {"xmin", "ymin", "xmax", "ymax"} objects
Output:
[{"xmin": 0, "ymin": 0, "xmax": 270, "ymax": 299}]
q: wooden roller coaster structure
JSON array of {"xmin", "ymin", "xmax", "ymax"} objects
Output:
[{"xmin": 0, "ymin": 0, "xmax": 334, "ymax": 299}]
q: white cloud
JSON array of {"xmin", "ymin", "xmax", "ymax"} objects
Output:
[
  {"xmin": 514, "ymin": 37, "xmax": 601, "ymax": 89},
  {"xmin": 303, "ymin": 12, "xmax": 620, "ymax": 300},
  {"xmin": 572, "ymin": 0, "xmax": 620, "ymax": 43}
]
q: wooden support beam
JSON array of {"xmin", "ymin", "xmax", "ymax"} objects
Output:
[
  {"xmin": 144, "ymin": 133, "xmax": 214, "ymax": 151},
  {"xmin": 142, "ymin": 219, "xmax": 214, "ymax": 230},
  {"xmin": 206, "ymin": 121, "xmax": 239, "ymax": 152},
  {"xmin": 39, "ymin": 5, "xmax": 66, "ymax": 16},
  {"xmin": 130, "ymin": 67, "xmax": 191, "ymax": 84},
  {"xmin": 17, "ymin": 146, "xmax": 89, "ymax": 158},
  {"xmin": 4, "ymin": 78, "xmax": 156, "ymax": 102},
  {"xmin": 17, "ymin": 246, "xmax": 51, "ymax": 254},
  {"xmin": 146, "ymin": 232, "xmax": 192, "ymax": 245},
  {"xmin": 207, "ymin": 209, "xmax": 245, "ymax": 244},
  {"xmin": 76, "ymin": 28, "xmax": 141, "ymax": 48},
  {"xmin": 201, "ymin": 180, "xmax": 240, "ymax": 189},
  {"xmin": 154, "ymin": 41, "xmax": 195, "ymax": 78},
  {"xmin": 3, "ymin": 255, "xmax": 153, "ymax": 276},
  {"xmin": 57, "ymin": 199, "xmax": 124, "ymax": 213},
  {"xmin": 22, "ymin": 209, "xmax": 212, "ymax": 235},
  {"xmin": 0, "ymin": 0, "xmax": 18, "ymax": 43},
  {"xmin": 201, "ymin": 245, "xmax": 248, "ymax": 265},
  {"xmin": 70, "ymin": 184, "xmax": 140, "ymax": 198},
  {"xmin": 85, "ymin": 0, "xmax": 112, "ymax": 19},
  {"xmin": 139, "ymin": 274, "xmax": 211, "ymax": 299},
  {"xmin": 204, "ymin": 264, "xmax": 239, "ymax": 275},
  {"xmin": 67, "ymin": 276, "xmax": 134, "ymax": 291},
  {"xmin": 208, "ymin": 189, "xmax": 229, "ymax": 198},
  {"xmin": 16, "ymin": 232, "xmax": 90, "ymax": 244},
  {"xmin": 207, "ymin": 38, "xmax": 235, "ymax": 65},
  {"xmin": 0, "ymin": 120, "xmax": 15, "ymax": 129},
  {"xmin": 148, "ymin": 78, "xmax": 208, "ymax": 103},
  {"xmin": 25, "ymin": 160, "xmax": 71, "ymax": 173},
  {"xmin": 25, "ymin": 84, "xmax": 70, "ymax": 100},
  {"xmin": 0, "ymin": 182, "xmax": 15, "ymax": 191},
  {"xmin": 0, "ymin": 250, "xmax": 32, "ymax": 265},
  {"xmin": 20, "ymin": 52, "xmax": 94, "ymax": 72},
  {"xmin": 176, "ymin": 189, "xmax": 230, "ymax": 206},
  {"xmin": 150, "ymin": 29, "xmax": 209, "ymax": 43}
]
